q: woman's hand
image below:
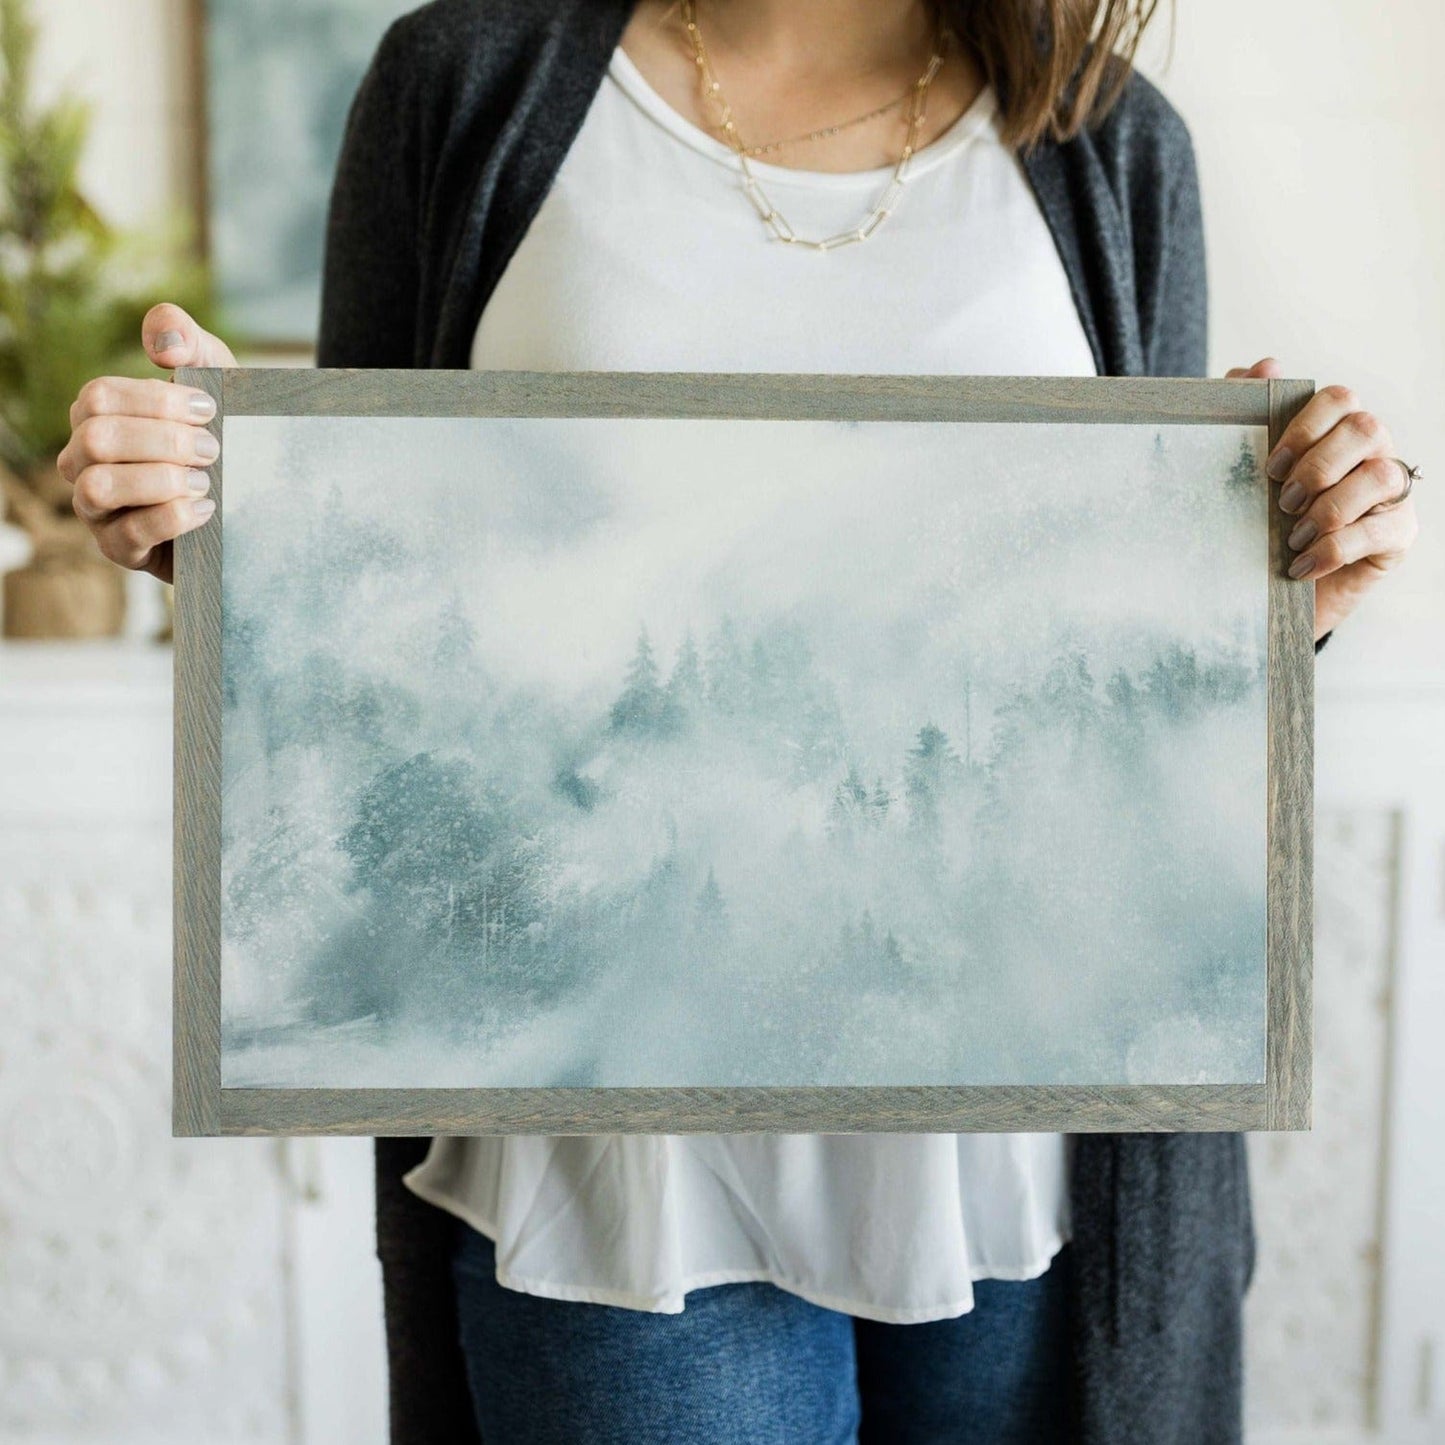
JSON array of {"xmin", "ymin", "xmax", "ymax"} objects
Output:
[
  {"xmin": 57, "ymin": 303, "xmax": 236, "ymax": 585},
  {"xmin": 1227, "ymin": 357, "xmax": 1419, "ymax": 640}
]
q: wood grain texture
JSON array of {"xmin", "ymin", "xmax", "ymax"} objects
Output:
[
  {"xmin": 170, "ymin": 369, "xmax": 1312, "ymax": 1137},
  {"xmin": 220, "ymin": 368, "xmax": 1274, "ymax": 425},
  {"xmin": 172, "ymin": 366, "xmax": 225, "ymax": 1136},
  {"xmin": 217, "ymin": 1084, "xmax": 1269, "ymax": 1136},
  {"xmin": 1266, "ymin": 378, "xmax": 1317, "ymax": 1130}
]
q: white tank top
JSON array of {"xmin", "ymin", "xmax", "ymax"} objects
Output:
[{"xmin": 402, "ymin": 46, "xmax": 1097, "ymax": 1323}]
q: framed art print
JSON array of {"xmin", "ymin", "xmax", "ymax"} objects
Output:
[
  {"xmin": 172, "ymin": 371, "xmax": 1314, "ymax": 1136},
  {"xmin": 199, "ymin": 0, "xmax": 416, "ymax": 347}
]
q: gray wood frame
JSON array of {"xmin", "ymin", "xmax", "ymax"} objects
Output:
[{"xmin": 173, "ymin": 370, "xmax": 1315, "ymax": 1137}]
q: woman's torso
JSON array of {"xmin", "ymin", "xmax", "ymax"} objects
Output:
[{"xmin": 403, "ymin": 44, "xmax": 1097, "ymax": 1323}]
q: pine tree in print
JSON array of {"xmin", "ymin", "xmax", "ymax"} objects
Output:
[
  {"xmin": 434, "ymin": 594, "xmax": 476, "ymax": 669},
  {"xmin": 905, "ymin": 723, "xmax": 963, "ymax": 834},
  {"xmin": 704, "ymin": 617, "xmax": 749, "ymax": 714},
  {"xmin": 610, "ymin": 627, "xmax": 671, "ymax": 735},
  {"xmin": 829, "ymin": 764, "xmax": 871, "ymax": 836},
  {"xmin": 666, "ymin": 631, "xmax": 706, "ymax": 720},
  {"xmin": 825, "ymin": 910, "xmax": 914, "ymax": 992},
  {"xmin": 1144, "ymin": 643, "xmax": 1201, "ymax": 720},
  {"xmin": 1225, "ymin": 433, "xmax": 1259, "ymax": 498},
  {"xmin": 1104, "ymin": 667, "xmax": 1146, "ymax": 768},
  {"xmin": 868, "ymin": 778, "xmax": 892, "ymax": 826},
  {"xmin": 748, "ymin": 636, "xmax": 780, "ymax": 716},
  {"xmin": 830, "ymin": 766, "xmax": 895, "ymax": 838},
  {"xmin": 858, "ymin": 909, "xmax": 877, "ymax": 960},
  {"xmin": 882, "ymin": 931, "xmax": 905, "ymax": 975},
  {"xmin": 693, "ymin": 867, "xmax": 729, "ymax": 950},
  {"xmin": 1042, "ymin": 649, "xmax": 1098, "ymax": 753}
]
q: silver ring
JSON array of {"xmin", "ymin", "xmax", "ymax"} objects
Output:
[
  {"xmin": 1389, "ymin": 458, "xmax": 1419, "ymax": 505},
  {"xmin": 1366, "ymin": 458, "xmax": 1419, "ymax": 514}
]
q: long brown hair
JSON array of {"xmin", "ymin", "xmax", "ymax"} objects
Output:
[{"xmin": 937, "ymin": 0, "xmax": 1163, "ymax": 149}]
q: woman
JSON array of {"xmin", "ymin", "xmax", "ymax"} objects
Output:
[{"xmin": 59, "ymin": 1, "xmax": 1418, "ymax": 1440}]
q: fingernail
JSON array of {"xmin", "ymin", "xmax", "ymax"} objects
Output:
[
  {"xmin": 187, "ymin": 391, "xmax": 216, "ymax": 420},
  {"xmin": 186, "ymin": 468, "xmax": 210, "ymax": 494},
  {"xmin": 154, "ymin": 329, "xmax": 185, "ymax": 353},
  {"xmin": 1288, "ymin": 552, "xmax": 1316, "ymax": 578},
  {"xmin": 192, "ymin": 498, "xmax": 216, "ymax": 520},
  {"xmin": 194, "ymin": 432, "xmax": 220, "ymax": 462},
  {"xmin": 1266, "ymin": 447, "xmax": 1296, "ymax": 482},
  {"xmin": 1287, "ymin": 518, "xmax": 1317, "ymax": 550},
  {"xmin": 1278, "ymin": 480, "xmax": 1306, "ymax": 513}
]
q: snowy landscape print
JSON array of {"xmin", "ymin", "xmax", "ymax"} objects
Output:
[{"xmin": 218, "ymin": 413, "xmax": 1269, "ymax": 1089}]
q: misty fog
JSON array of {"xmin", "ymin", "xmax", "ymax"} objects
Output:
[{"xmin": 217, "ymin": 414, "xmax": 1269, "ymax": 1089}]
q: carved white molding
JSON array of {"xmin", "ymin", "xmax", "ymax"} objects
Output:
[
  {"xmin": 1314, "ymin": 688, "xmax": 1445, "ymax": 1444},
  {"xmin": 1245, "ymin": 808, "xmax": 1395, "ymax": 1432},
  {"xmin": 0, "ymin": 645, "xmax": 293, "ymax": 1444}
]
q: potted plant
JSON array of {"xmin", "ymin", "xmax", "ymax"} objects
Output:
[{"xmin": 0, "ymin": 0, "xmax": 214, "ymax": 638}]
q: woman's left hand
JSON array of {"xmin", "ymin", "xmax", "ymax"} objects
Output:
[{"xmin": 1227, "ymin": 357, "xmax": 1419, "ymax": 640}]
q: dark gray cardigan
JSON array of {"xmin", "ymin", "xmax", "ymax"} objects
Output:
[{"xmin": 316, "ymin": 3, "xmax": 1322, "ymax": 1440}]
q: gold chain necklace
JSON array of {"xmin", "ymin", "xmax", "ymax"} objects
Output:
[
  {"xmin": 680, "ymin": 0, "xmax": 946, "ymax": 252},
  {"xmin": 739, "ymin": 88, "xmax": 912, "ymax": 159}
]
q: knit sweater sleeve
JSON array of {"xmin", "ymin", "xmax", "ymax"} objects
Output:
[
  {"xmin": 1144, "ymin": 120, "xmax": 1208, "ymax": 380},
  {"xmin": 316, "ymin": 16, "xmax": 425, "ymax": 368}
]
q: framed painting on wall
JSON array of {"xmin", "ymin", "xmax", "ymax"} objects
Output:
[
  {"xmin": 172, "ymin": 370, "xmax": 1315, "ymax": 1136},
  {"xmin": 199, "ymin": 0, "xmax": 417, "ymax": 348}
]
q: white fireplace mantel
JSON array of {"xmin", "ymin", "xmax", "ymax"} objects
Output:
[{"xmin": 0, "ymin": 640, "xmax": 384, "ymax": 1445}]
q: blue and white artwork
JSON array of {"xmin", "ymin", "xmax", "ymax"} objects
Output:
[
  {"xmin": 203, "ymin": 0, "xmax": 417, "ymax": 344},
  {"xmin": 218, "ymin": 415, "xmax": 1269, "ymax": 1088}
]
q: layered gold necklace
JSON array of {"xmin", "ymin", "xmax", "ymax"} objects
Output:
[
  {"xmin": 736, "ymin": 86, "xmax": 915, "ymax": 160},
  {"xmin": 680, "ymin": 0, "xmax": 947, "ymax": 252}
]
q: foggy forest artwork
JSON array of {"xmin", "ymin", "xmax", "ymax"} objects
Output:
[{"xmin": 219, "ymin": 414, "xmax": 1270, "ymax": 1089}]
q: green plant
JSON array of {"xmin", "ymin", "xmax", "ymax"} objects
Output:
[{"xmin": 0, "ymin": 0, "xmax": 214, "ymax": 486}]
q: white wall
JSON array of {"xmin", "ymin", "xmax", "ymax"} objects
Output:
[{"xmin": 1138, "ymin": 3, "xmax": 1445, "ymax": 688}]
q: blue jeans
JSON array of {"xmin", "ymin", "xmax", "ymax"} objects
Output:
[{"xmin": 450, "ymin": 1218, "xmax": 1071, "ymax": 1444}]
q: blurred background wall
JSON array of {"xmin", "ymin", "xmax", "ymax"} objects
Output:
[{"xmin": 1, "ymin": 1, "xmax": 1440, "ymax": 1442}]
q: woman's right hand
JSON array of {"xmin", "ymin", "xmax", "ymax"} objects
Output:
[{"xmin": 58, "ymin": 303, "xmax": 237, "ymax": 585}]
